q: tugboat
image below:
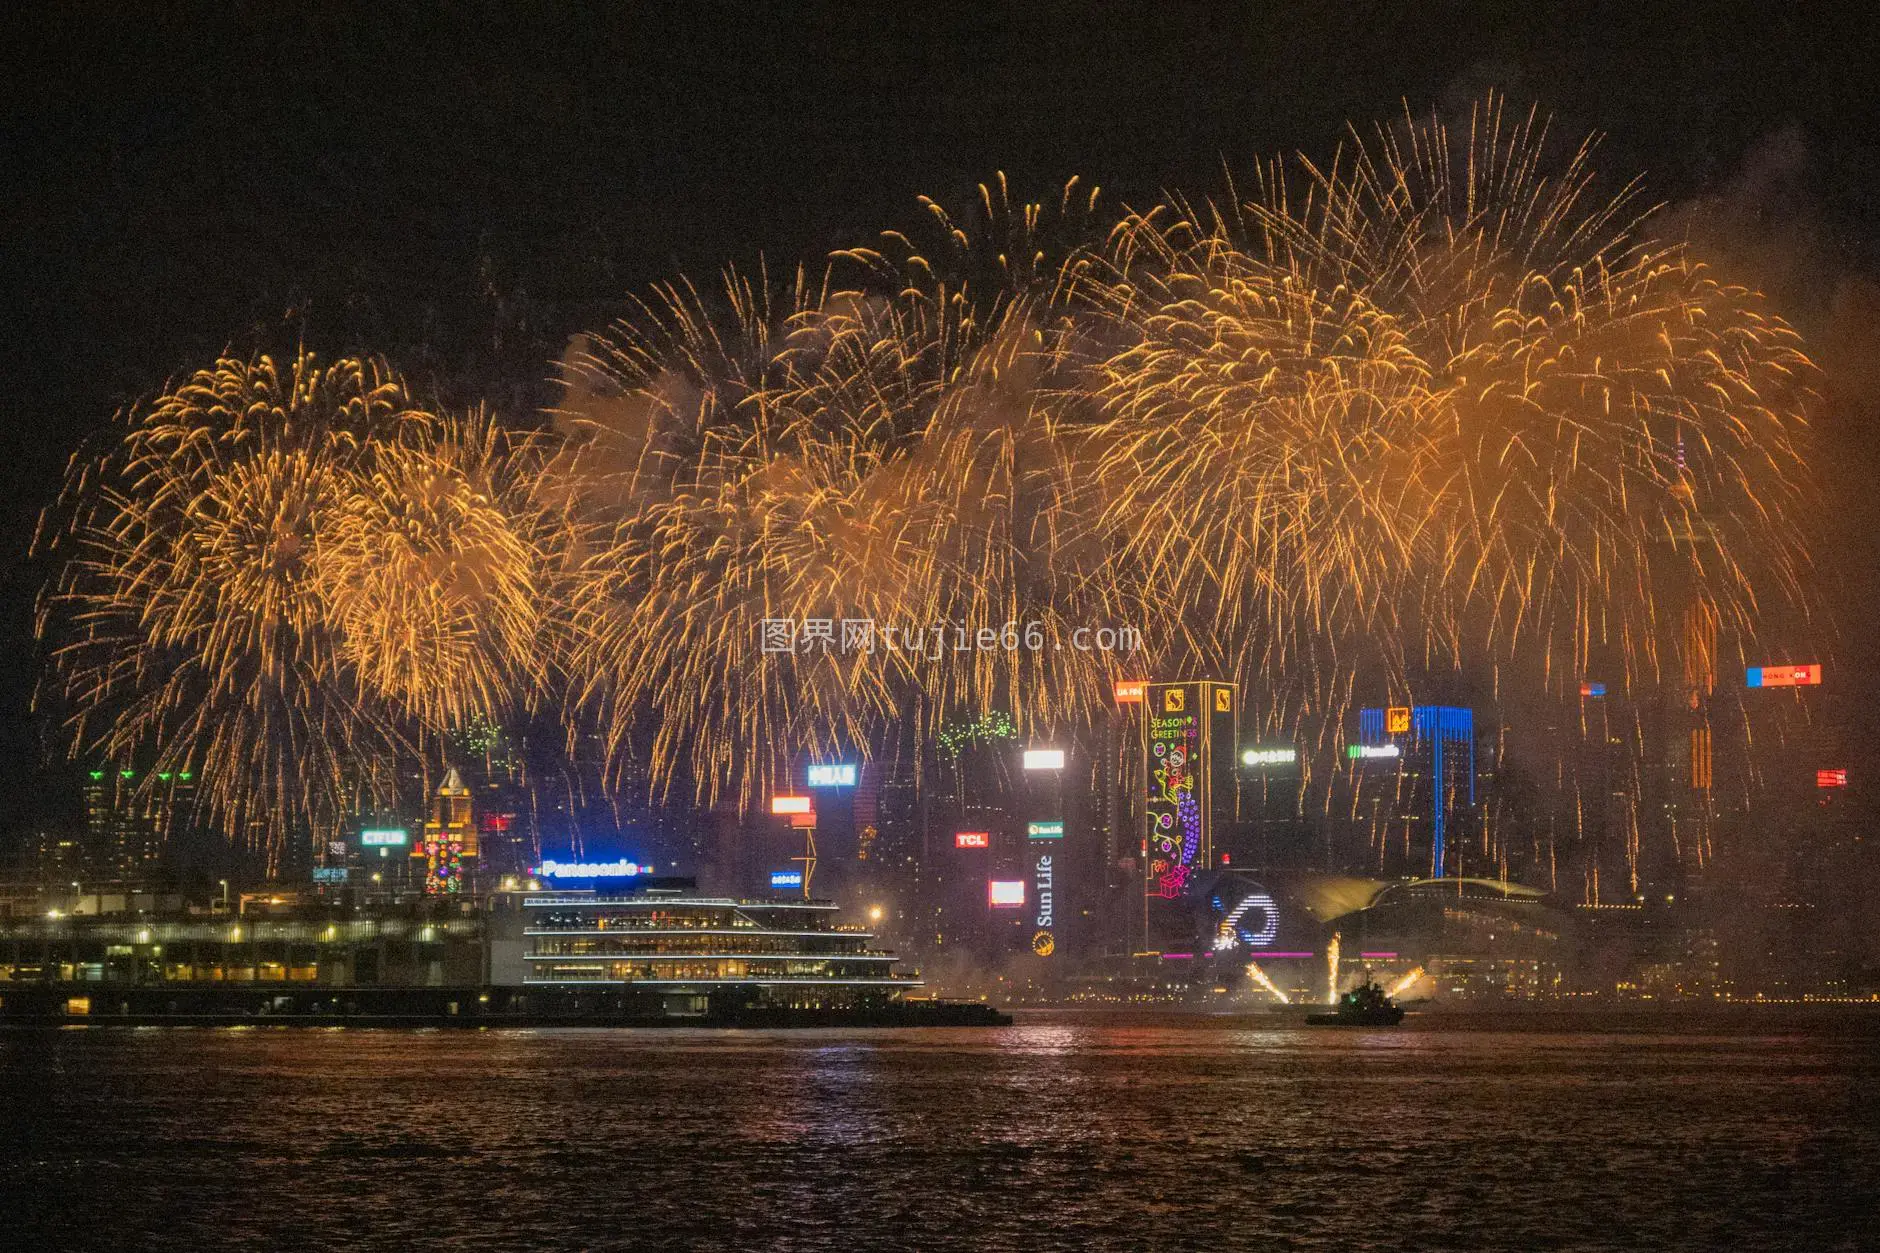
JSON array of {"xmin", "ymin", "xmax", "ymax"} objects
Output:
[{"xmin": 1305, "ymin": 980, "xmax": 1406, "ymax": 1026}]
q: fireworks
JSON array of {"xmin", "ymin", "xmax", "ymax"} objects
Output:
[
  {"xmin": 1079, "ymin": 99, "xmax": 1813, "ymax": 723},
  {"xmin": 315, "ymin": 410, "xmax": 548, "ymax": 730},
  {"xmin": 40, "ymin": 99, "xmax": 1820, "ymax": 879},
  {"xmin": 38, "ymin": 353, "xmax": 542, "ymax": 868}
]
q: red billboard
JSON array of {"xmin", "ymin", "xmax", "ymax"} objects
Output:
[{"xmin": 1746, "ymin": 664, "xmax": 1821, "ymax": 688}]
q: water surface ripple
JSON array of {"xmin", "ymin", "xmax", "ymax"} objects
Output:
[{"xmin": 2, "ymin": 1011, "xmax": 1875, "ymax": 1251}]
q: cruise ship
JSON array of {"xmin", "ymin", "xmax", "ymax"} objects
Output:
[{"xmin": 518, "ymin": 886, "xmax": 921, "ymax": 1011}]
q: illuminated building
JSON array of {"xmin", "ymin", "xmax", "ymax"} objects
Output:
[
  {"xmin": 23, "ymin": 829, "xmax": 89, "ymax": 883},
  {"xmin": 453, "ymin": 719, "xmax": 534, "ymax": 877},
  {"xmin": 1670, "ymin": 597, "xmax": 1719, "ymax": 874},
  {"xmin": 862, "ymin": 753, "xmax": 922, "ymax": 883},
  {"xmin": 1348, "ymin": 706, "xmax": 1476, "ymax": 879},
  {"xmin": 1231, "ymin": 743, "xmax": 1307, "ymax": 869},
  {"xmin": 1553, "ymin": 664, "xmax": 1647, "ymax": 906},
  {"xmin": 1093, "ymin": 692, "xmax": 1145, "ymax": 955},
  {"xmin": 1143, "ymin": 680, "xmax": 1237, "ymax": 947},
  {"xmin": 0, "ymin": 877, "xmax": 936, "ymax": 1021},
  {"xmin": 80, "ymin": 763, "xmax": 198, "ymax": 881},
  {"xmin": 919, "ymin": 712, "xmax": 1024, "ymax": 959},
  {"xmin": 520, "ymin": 887, "xmax": 920, "ymax": 1010},
  {"xmin": 414, "ymin": 768, "xmax": 477, "ymax": 894}
]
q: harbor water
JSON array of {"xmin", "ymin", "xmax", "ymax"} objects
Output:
[{"xmin": 2, "ymin": 1010, "xmax": 1875, "ymax": 1250}]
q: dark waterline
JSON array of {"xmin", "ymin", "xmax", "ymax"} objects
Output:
[{"xmin": 2, "ymin": 1010, "xmax": 1875, "ymax": 1251}]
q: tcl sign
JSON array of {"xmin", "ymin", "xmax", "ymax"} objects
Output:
[{"xmin": 955, "ymin": 831, "xmax": 990, "ymax": 849}]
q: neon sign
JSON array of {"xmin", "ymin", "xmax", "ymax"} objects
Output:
[
  {"xmin": 1347, "ymin": 744, "xmax": 1401, "ymax": 760},
  {"xmin": 1027, "ymin": 819, "xmax": 1064, "ymax": 840},
  {"xmin": 1746, "ymin": 664, "xmax": 1821, "ymax": 688},
  {"xmin": 1580, "ymin": 682, "xmax": 1607, "ymax": 697},
  {"xmin": 421, "ymin": 832, "xmax": 465, "ymax": 895},
  {"xmin": 769, "ymin": 795, "xmax": 812, "ymax": 815},
  {"xmin": 1033, "ymin": 853, "xmax": 1055, "ymax": 935},
  {"xmin": 360, "ymin": 828, "xmax": 408, "ymax": 847},
  {"xmin": 954, "ymin": 831, "xmax": 990, "ymax": 849},
  {"xmin": 1147, "ymin": 697, "xmax": 1202, "ymax": 899},
  {"xmin": 537, "ymin": 859, "xmax": 649, "ymax": 878},
  {"xmin": 1022, "ymin": 748, "xmax": 1065, "ymax": 770},
  {"xmin": 1213, "ymin": 891, "xmax": 1279, "ymax": 950},
  {"xmin": 1240, "ymin": 747, "xmax": 1295, "ymax": 766},
  {"xmin": 1386, "ymin": 706, "xmax": 1412, "ymax": 734},
  {"xmin": 806, "ymin": 763, "xmax": 857, "ymax": 787},
  {"xmin": 769, "ymin": 869, "xmax": 804, "ymax": 888},
  {"xmin": 1818, "ymin": 769, "xmax": 1848, "ymax": 788},
  {"xmin": 1113, "ymin": 680, "xmax": 1147, "ymax": 703}
]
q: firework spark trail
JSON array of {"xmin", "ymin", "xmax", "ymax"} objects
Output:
[
  {"xmin": 1326, "ymin": 931, "xmax": 1343, "ymax": 1004},
  {"xmin": 1246, "ymin": 960, "xmax": 1290, "ymax": 1005},
  {"xmin": 316, "ymin": 409, "xmax": 549, "ymax": 730},
  {"xmin": 41, "ymin": 99, "xmax": 1820, "ymax": 883},
  {"xmin": 1068, "ymin": 98, "xmax": 1817, "ymax": 886},
  {"xmin": 38, "ymin": 353, "xmax": 545, "ymax": 868}
]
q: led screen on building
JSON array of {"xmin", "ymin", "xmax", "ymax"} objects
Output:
[
  {"xmin": 1144, "ymin": 681, "xmax": 1236, "ymax": 904},
  {"xmin": 806, "ymin": 763, "xmax": 857, "ymax": 787},
  {"xmin": 988, "ymin": 879, "xmax": 1026, "ymax": 908},
  {"xmin": 1746, "ymin": 664, "xmax": 1822, "ymax": 688}
]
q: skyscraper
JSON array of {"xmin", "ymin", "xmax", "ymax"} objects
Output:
[
  {"xmin": 1348, "ymin": 706, "xmax": 1476, "ymax": 879},
  {"xmin": 1143, "ymin": 680, "xmax": 1237, "ymax": 948},
  {"xmin": 415, "ymin": 768, "xmax": 477, "ymax": 894},
  {"xmin": 81, "ymin": 764, "xmax": 197, "ymax": 882}
]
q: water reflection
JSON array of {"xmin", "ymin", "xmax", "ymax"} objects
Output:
[{"xmin": 0, "ymin": 1012, "xmax": 1874, "ymax": 1250}]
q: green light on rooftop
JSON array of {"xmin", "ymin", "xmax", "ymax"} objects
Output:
[
  {"xmin": 119, "ymin": 770, "xmax": 135, "ymax": 779},
  {"xmin": 88, "ymin": 771, "xmax": 104, "ymax": 781},
  {"xmin": 157, "ymin": 772, "xmax": 172, "ymax": 781}
]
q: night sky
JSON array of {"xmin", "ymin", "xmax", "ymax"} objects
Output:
[{"xmin": 4, "ymin": 3, "xmax": 1878, "ymax": 838}]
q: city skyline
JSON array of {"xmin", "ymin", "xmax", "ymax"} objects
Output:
[{"xmin": 4, "ymin": 10, "xmax": 1878, "ymax": 1249}]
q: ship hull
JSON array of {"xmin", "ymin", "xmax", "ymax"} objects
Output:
[{"xmin": 1304, "ymin": 1007, "xmax": 1405, "ymax": 1026}]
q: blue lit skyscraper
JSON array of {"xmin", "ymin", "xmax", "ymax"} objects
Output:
[{"xmin": 1351, "ymin": 706, "xmax": 1476, "ymax": 879}]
